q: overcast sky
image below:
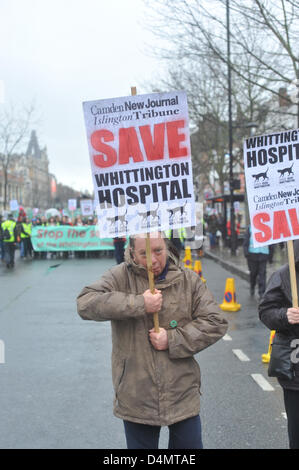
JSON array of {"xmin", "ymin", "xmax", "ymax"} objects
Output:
[{"xmin": 0, "ymin": 0, "xmax": 163, "ymax": 194}]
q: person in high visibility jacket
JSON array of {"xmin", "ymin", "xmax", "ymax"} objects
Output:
[
  {"xmin": 20, "ymin": 216, "xmax": 32, "ymax": 259},
  {"xmin": 1, "ymin": 213, "xmax": 17, "ymax": 268},
  {"xmin": 164, "ymin": 228, "xmax": 186, "ymax": 256},
  {"xmin": 0, "ymin": 214, "xmax": 4, "ymax": 262}
]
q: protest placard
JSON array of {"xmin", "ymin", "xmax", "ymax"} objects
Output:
[
  {"xmin": 68, "ymin": 199, "xmax": 77, "ymax": 212},
  {"xmin": 244, "ymin": 128, "xmax": 299, "ymax": 307},
  {"xmin": 244, "ymin": 128, "xmax": 299, "ymax": 248},
  {"xmin": 80, "ymin": 199, "xmax": 93, "ymax": 216},
  {"xmin": 82, "ymin": 90, "xmax": 195, "ymax": 237}
]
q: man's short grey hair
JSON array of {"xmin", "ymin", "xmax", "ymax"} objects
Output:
[{"xmin": 129, "ymin": 232, "xmax": 168, "ymax": 251}]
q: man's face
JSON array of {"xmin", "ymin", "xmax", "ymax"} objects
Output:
[{"xmin": 132, "ymin": 234, "xmax": 167, "ymax": 278}]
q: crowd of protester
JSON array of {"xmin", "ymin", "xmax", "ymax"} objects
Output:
[
  {"xmin": 0, "ymin": 211, "xmax": 114, "ymax": 268},
  {"xmin": 2, "ymin": 207, "xmax": 244, "ymax": 268}
]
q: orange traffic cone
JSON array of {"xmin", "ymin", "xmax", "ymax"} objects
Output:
[
  {"xmin": 261, "ymin": 330, "xmax": 276, "ymax": 363},
  {"xmin": 193, "ymin": 259, "xmax": 206, "ymax": 283},
  {"xmin": 219, "ymin": 278, "xmax": 241, "ymax": 312},
  {"xmin": 183, "ymin": 246, "xmax": 193, "ymax": 269}
]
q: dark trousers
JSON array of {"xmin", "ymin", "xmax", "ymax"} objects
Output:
[
  {"xmin": 22, "ymin": 237, "xmax": 32, "ymax": 257},
  {"xmin": 283, "ymin": 388, "xmax": 299, "ymax": 449},
  {"xmin": 114, "ymin": 241, "xmax": 125, "ymax": 264},
  {"xmin": 4, "ymin": 242, "xmax": 15, "ymax": 267},
  {"xmin": 247, "ymin": 258, "xmax": 267, "ymax": 295},
  {"xmin": 123, "ymin": 415, "xmax": 203, "ymax": 449}
]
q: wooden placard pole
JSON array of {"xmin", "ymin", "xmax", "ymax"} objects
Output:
[
  {"xmin": 146, "ymin": 232, "xmax": 160, "ymax": 333},
  {"xmin": 287, "ymin": 240, "xmax": 298, "ymax": 308},
  {"xmin": 131, "ymin": 86, "xmax": 160, "ymax": 333}
]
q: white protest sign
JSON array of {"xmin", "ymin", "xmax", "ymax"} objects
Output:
[
  {"xmin": 68, "ymin": 199, "xmax": 77, "ymax": 211},
  {"xmin": 80, "ymin": 199, "xmax": 93, "ymax": 216},
  {"xmin": 82, "ymin": 90, "xmax": 195, "ymax": 237},
  {"xmin": 9, "ymin": 200, "xmax": 19, "ymax": 211},
  {"xmin": 244, "ymin": 128, "xmax": 299, "ymax": 247}
]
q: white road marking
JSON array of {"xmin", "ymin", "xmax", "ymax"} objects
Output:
[
  {"xmin": 282, "ymin": 412, "xmax": 287, "ymax": 419},
  {"xmin": 251, "ymin": 373, "xmax": 275, "ymax": 391},
  {"xmin": 232, "ymin": 349, "xmax": 250, "ymax": 361},
  {"xmin": 223, "ymin": 334, "xmax": 232, "ymax": 341}
]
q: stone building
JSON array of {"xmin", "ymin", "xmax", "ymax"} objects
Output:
[
  {"xmin": 0, "ymin": 130, "xmax": 52, "ymax": 212},
  {"xmin": 0, "ymin": 130, "xmax": 92, "ymax": 214},
  {"xmin": 22, "ymin": 130, "xmax": 52, "ymax": 209}
]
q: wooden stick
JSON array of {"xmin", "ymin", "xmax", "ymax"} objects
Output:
[
  {"xmin": 146, "ymin": 233, "xmax": 160, "ymax": 332},
  {"xmin": 287, "ymin": 240, "xmax": 298, "ymax": 308},
  {"xmin": 131, "ymin": 86, "xmax": 159, "ymax": 332}
]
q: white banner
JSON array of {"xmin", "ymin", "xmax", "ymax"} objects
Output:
[
  {"xmin": 244, "ymin": 128, "xmax": 299, "ymax": 247},
  {"xmin": 83, "ymin": 90, "xmax": 195, "ymax": 237}
]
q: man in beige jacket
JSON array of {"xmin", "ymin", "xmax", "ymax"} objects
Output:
[{"xmin": 77, "ymin": 232, "xmax": 228, "ymax": 449}]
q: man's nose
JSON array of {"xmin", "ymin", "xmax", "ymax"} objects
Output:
[{"xmin": 151, "ymin": 253, "xmax": 158, "ymax": 264}]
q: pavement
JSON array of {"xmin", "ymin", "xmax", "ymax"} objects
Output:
[{"xmin": 203, "ymin": 239, "xmax": 288, "ymax": 284}]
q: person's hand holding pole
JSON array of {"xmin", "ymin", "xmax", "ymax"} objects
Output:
[
  {"xmin": 143, "ymin": 289, "xmax": 162, "ymax": 314},
  {"xmin": 287, "ymin": 307, "xmax": 299, "ymax": 324}
]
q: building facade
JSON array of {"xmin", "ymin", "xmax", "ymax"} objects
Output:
[
  {"xmin": 0, "ymin": 130, "xmax": 90, "ymax": 214},
  {"xmin": 0, "ymin": 130, "xmax": 52, "ymax": 212}
]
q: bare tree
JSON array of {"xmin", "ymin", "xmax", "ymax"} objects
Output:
[
  {"xmin": 143, "ymin": 0, "xmax": 299, "ymax": 124},
  {"xmin": 142, "ymin": 0, "xmax": 299, "ymax": 198},
  {"xmin": 144, "ymin": 37, "xmax": 273, "ymax": 195},
  {"xmin": 0, "ymin": 103, "xmax": 35, "ymax": 210}
]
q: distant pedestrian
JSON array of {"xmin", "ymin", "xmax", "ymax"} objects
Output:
[
  {"xmin": 259, "ymin": 239, "xmax": 299, "ymax": 449},
  {"xmin": 31, "ymin": 218, "xmax": 40, "ymax": 259},
  {"xmin": 207, "ymin": 214, "xmax": 219, "ymax": 249},
  {"xmin": 1, "ymin": 213, "xmax": 18, "ymax": 268},
  {"xmin": 164, "ymin": 228, "xmax": 186, "ymax": 256},
  {"xmin": 20, "ymin": 216, "xmax": 32, "ymax": 259},
  {"xmin": 113, "ymin": 237, "xmax": 126, "ymax": 264},
  {"xmin": 0, "ymin": 215, "xmax": 4, "ymax": 262},
  {"xmin": 243, "ymin": 225, "xmax": 273, "ymax": 298}
]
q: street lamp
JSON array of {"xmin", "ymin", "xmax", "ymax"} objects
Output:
[{"xmin": 226, "ymin": 0, "xmax": 236, "ymax": 255}]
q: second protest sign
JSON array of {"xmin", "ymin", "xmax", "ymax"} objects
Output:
[{"xmin": 244, "ymin": 128, "xmax": 299, "ymax": 247}]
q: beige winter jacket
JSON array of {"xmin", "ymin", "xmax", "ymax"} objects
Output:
[{"xmin": 77, "ymin": 247, "xmax": 228, "ymax": 426}]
